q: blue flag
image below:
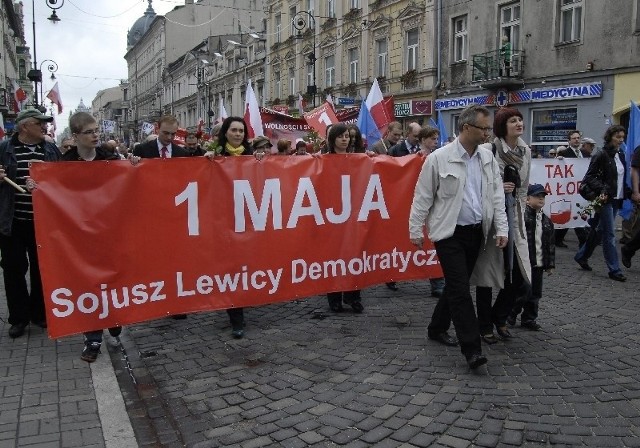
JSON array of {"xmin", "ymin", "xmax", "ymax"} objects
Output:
[
  {"xmin": 437, "ymin": 112, "xmax": 449, "ymax": 147},
  {"xmin": 357, "ymin": 101, "xmax": 382, "ymax": 144},
  {"xmin": 620, "ymin": 101, "xmax": 640, "ymax": 220}
]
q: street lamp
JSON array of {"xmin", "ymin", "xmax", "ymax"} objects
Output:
[
  {"xmin": 28, "ymin": 0, "xmax": 65, "ymax": 112},
  {"xmin": 292, "ymin": 11, "xmax": 317, "ymax": 107},
  {"xmin": 38, "ymin": 59, "xmax": 58, "ymax": 106}
]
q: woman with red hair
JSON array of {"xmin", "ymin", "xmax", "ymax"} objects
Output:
[{"xmin": 471, "ymin": 107, "xmax": 532, "ymax": 342}]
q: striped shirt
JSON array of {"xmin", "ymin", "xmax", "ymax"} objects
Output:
[{"xmin": 13, "ymin": 141, "xmax": 45, "ymax": 221}]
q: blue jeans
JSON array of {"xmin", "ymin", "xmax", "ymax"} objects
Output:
[{"xmin": 595, "ymin": 202, "xmax": 622, "ymax": 275}]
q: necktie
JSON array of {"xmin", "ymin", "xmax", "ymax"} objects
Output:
[{"xmin": 161, "ymin": 146, "xmax": 168, "ymax": 158}]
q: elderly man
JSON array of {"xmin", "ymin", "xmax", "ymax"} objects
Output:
[
  {"xmin": 0, "ymin": 109, "xmax": 61, "ymax": 338},
  {"xmin": 409, "ymin": 105, "xmax": 508, "ymax": 369},
  {"xmin": 581, "ymin": 137, "xmax": 597, "ymax": 157}
]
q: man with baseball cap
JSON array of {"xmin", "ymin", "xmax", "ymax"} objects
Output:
[{"xmin": 0, "ymin": 108, "xmax": 60, "ymax": 338}]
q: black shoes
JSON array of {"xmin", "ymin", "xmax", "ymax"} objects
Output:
[
  {"xmin": 386, "ymin": 282, "xmax": 398, "ymax": 291},
  {"xmin": 431, "ymin": 290, "xmax": 443, "ymax": 298},
  {"xmin": 496, "ymin": 327, "xmax": 512, "ymax": 339},
  {"xmin": 621, "ymin": 247, "xmax": 632, "ymax": 268},
  {"xmin": 521, "ymin": 321, "xmax": 542, "ymax": 331},
  {"xmin": 608, "ymin": 272, "xmax": 627, "ymax": 282},
  {"xmin": 231, "ymin": 327, "xmax": 244, "ymax": 339},
  {"xmin": 172, "ymin": 314, "xmax": 188, "ymax": 320},
  {"xmin": 481, "ymin": 333, "xmax": 499, "ymax": 345},
  {"xmin": 349, "ymin": 302, "xmax": 364, "ymax": 313},
  {"xmin": 8, "ymin": 322, "xmax": 28, "ymax": 338},
  {"xmin": 467, "ymin": 353, "xmax": 488, "ymax": 369},
  {"xmin": 506, "ymin": 314, "xmax": 517, "ymax": 327},
  {"xmin": 108, "ymin": 326, "xmax": 122, "ymax": 337},
  {"xmin": 429, "ymin": 332, "xmax": 459, "ymax": 347},
  {"xmin": 329, "ymin": 302, "xmax": 344, "ymax": 313},
  {"xmin": 575, "ymin": 258, "xmax": 592, "ymax": 271},
  {"xmin": 81, "ymin": 341, "xmax": 101, "ymax": 363}
]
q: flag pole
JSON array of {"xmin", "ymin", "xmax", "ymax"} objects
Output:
[{"xmin": 2, "ymin": 177, "xmax": 26, "ymax": 193}]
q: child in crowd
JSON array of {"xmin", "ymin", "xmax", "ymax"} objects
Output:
[{"xmin": 508, "ymin": 184, "xmax": 555, "ymax": 330}]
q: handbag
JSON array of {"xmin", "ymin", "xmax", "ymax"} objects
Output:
[{"xmin": 579, "ymin": 172, "xmax": 600, "ymax": 201}]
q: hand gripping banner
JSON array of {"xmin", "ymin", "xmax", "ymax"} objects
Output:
[{"xmin": 30, "ymin": 155, "xmax": 441, "ymax": 338}]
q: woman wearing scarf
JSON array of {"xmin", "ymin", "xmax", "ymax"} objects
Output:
[
  {"xmin": 211, "ymin": 116, "xmax": 253, "ymax": 337},
  {"xmin": 471, "ymin": 107, "xmax": 532, "ymax": 343}
]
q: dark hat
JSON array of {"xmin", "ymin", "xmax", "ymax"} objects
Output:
[
  {"xmin": 527, "ymin": 183, "xmax": 547, "ymax": 196},
  {"xmin": 16, "ymin": 109, "xmax": 54, "ymax": 124},
  {"xmin": 252, "ymin": 136, "xmax": 272, "ymax": 149}
]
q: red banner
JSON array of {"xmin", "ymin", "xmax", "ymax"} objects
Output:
[
  {"xmin": 303, "ymin": 102, "xmax": 338, "ymax": 136},
  {"xmin": 30, "ymin": 155, "xmax": 441, "ymax": 338},
  {"xmin": 261, "ymin": 107, "xmax": 359, "ymax": 147}
]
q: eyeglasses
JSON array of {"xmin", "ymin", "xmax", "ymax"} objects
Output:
[
  {"xmin": 79, "ymin": 129, "xmax": 99, "ymax": 135},
  {"xmin": 466, "ymin": 123, "xmax": 493, "ymax": 133}
]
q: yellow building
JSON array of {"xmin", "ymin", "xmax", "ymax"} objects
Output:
[{"xmin": 264, "ymin": 0, "xmax": 436, "ymax": 124}]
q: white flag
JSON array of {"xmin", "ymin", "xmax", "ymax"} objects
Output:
[{"xmin": 243, "ymin": 79, "xmax": 264, "ymax": 138}]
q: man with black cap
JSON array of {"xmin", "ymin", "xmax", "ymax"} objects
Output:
[{"xmin": 0, "ymin": 109, "xmax": 61, "ymax": 338}]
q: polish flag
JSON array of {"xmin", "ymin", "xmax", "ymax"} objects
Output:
[
  {"xmin": 12, "ymin": 79, "xmax": 27, "ymax": 113},
  {"xmin": 46, "ymin": 82, "xmax": 63, "ymax": 114},
  {"xmin": 216, "ymin": 94, "xmax": 228, "ymax": 125},
  {"xmin": 243, "ymin": 79, "xmax": 264, "ymax": 138},
  {"xmin": 326, "ymin": 93, "xmax": 334, "ymax": 110},
  {"xmin": 364, "ymin": 78, "xmax": 394, "ymax": 135},
  {"xmin": 0, "ymin": 112, "xmax": 5, "ymax": 139}
]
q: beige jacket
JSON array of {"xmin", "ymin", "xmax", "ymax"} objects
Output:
[
  {"xmin": 409, "ymin": 139, "xmax": 508, "ymax": 244},
  {"xmin": 470, "ymin": 138, "xmax": 532, "ymax": 288}
]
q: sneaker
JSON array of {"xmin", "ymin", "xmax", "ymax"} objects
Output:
[
  {"xmin": 81, "ymin": 342, "xmax": 102, "ymax": 363},
  {"xmin": 108, "ymin": 326, "xmax": 122, "ymax": 337}
]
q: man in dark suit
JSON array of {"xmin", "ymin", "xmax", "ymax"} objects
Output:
[
  {"xmin": 388, "ymin": 122, "xmax": 421, "ymax": 156},
  {"xmin": 134, "ymin": 115, "xmax": 190, "ymax": 159},
  {"xmin": 555, "ymin": 130, "xmax": 589, "ymax": 248},
  {"xmin": 134, "ymin": 115, "xmax": 189, "ymax": 319}
]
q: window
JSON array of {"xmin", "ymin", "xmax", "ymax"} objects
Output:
[
  {"xmin": 274, "ymin": 71, "xmax": 281, "ymax": 98},
  {"xmin": 325, "ymin": 55, "xmax": 335, "ymax": 87},
  {"xmin": 289, "ymin": 68, "xmax": 296, "ymax": 94},
  {"xmin": 290, "ymin": 6, "xmax": 297, "ymax": 37},
  {"xmin": 327, "ymin": 0, "xmax": 335, "ymax": 18},
  {"xmin": 500, "ymin": 3, "xmax": 520, "ymax": 49},
  {"xmin": 307, "ymin": 0, "xmax": 314, "ymax": 15},
  {"xmin": 19, "ymin": 59, "xmax": 26, "ymax": 79},
  {"xmin": 376, "ymin": 39, "xmax": 387, "ymax": 78},
  {"xmin": 350, "ymin": 0, "xmax": 360, "ymax": 9},
  {"xmin": 348, "ymin": 48, "xmax": 359, "ymax": 84},
  {"xmin": 636, "ymin": 0, "xmax": 640, "ymax": 32},
  {"xmin": 531, "ymin": 108, "xmax": 578, "ymax": 156},
  {"xmin": 275, "ymin": 14, "xmax": 282, "ymax": 43},
  {"xmin": 406, "ymin": 29, "xmax": 419, "ymax": 71},
  {"xmin": 307, "ymin": 63, "xmax": 314, "ymax": 88},
  {"xmin": 559, "ymin": 0, "xmax": 582, "ymax": 43},
  {"xmin": 453, "ymin": 15, "xmax": 468, "ymax": 62}
]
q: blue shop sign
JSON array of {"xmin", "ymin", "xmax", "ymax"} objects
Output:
[{"xmin": 337, "ymin": 97, "xmax": 356, "ymax": 105}]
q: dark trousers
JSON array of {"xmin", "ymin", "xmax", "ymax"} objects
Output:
[
  {"xmin": 475, "ymin": 286, "xmax": 493, "ymax": 335},
  {"xmin": 327, "ymin": 290, "xmax": 361, "ymax": 306},
  {"xmin": 624, "ymin": 219, "xmax": 640, "ymax": 256},
  {"xmin": 0, "ymin": 219, "xmax": 45, "ymax": 325},
  {"xmin": 575, "ymin": 215, "xmax": 601, "ymax": 262},
  {"xmin": 227, "ymin": 308, "xmax": 244, "ymax": 329},
  {"xmin": 556, "ymin": 227, "xmax": 588, "ymax": 246},
  {"xmin": 428, "ymin": 224, "xmax": 483, "ymax": 359},
  {"xmin": 511, "ymin": 266, "xmax": 543, "ymax": 324},
  {"xmin": 492, "ymin": 257, "xmax": 527, "ymax": 327}
]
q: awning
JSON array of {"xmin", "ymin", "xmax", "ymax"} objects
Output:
[{"xmin": 613, "ymin": 72, "xmax": 640, "ymax": 116}]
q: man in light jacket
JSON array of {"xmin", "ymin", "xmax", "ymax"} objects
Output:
[{"xmin": 409, "ymin": 105, "xmax": 508, "ymax": 370}]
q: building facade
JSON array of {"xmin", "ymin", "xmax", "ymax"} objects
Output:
[{"xmin": 436, "ymin": 0, "xmax": 640, "ymax": 155}]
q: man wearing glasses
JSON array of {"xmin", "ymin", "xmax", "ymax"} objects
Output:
[
  {"xmin": 0, "ymin": 109, "xmax": 61, "ymax": 338},
  {"xmin": 409, "ymin": 105, "xmax": 508, "ymax": 370}
]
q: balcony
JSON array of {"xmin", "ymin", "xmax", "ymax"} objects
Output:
[{"xmin": 471, "ymin": 48, "xmax": 525, "ymax": 89}]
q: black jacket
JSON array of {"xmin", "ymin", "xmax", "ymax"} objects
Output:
[
  {"xmin": 524, "ymin": 205, "xmax": 555, "ymax": 270},
  {"xmin": 133, "ymin": 139, "xmax": 190, "ymax": 158},
  {"xmin": 583, "ymin": 145, "xmax": 629, "ymax": 200}
]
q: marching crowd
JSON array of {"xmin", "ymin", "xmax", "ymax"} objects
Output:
[{"xmin": 0, "ymin": 104, "xmax": 637, "ymax": 370}]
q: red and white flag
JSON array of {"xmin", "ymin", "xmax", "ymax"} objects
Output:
[
  {"xmin": 297, "ymin": 93, "xmax": 307, "ymax": 115},
  {"xmin": 365, "ymin": 78, "xmax": 394, "ymax": 134},
  {"xmin": 0, "ymin": 112, "xmax": 5, "ymax": 139},
  {"xmin": 12, "ymin": 79, "xmax": 27, "ymax": 113},
  {"xmin": 326, "ymin": 93, "xmax": 334, "ymax": 110},
  {"xmin": 46, "ymin": 82, "xmax": 63, "ymax": 114},
  {"xmin": 216, "ymin": 94, "xmax": 228, "ymax": 125},
  {"xmin": 243, "ymin": 79, "xmax": 264, "ymax": 138}
]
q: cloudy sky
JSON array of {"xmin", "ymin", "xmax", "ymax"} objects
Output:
[{"xmin": 24, "ymin": 0, "xmax": 178, "ymax": 135}]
